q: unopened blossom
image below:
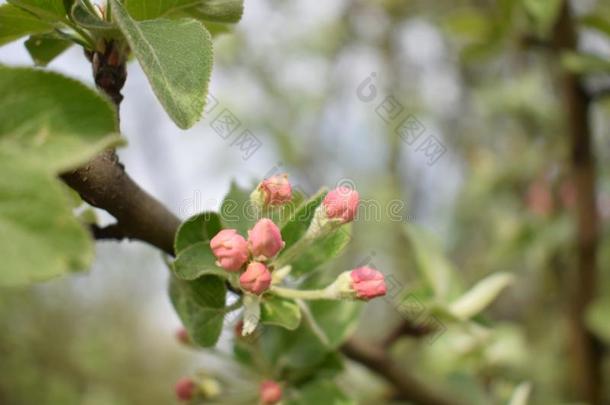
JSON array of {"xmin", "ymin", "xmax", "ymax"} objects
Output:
[
  {"xmin": 240, "ymin": 262, "xmax": 272, "ymax": 295},
  {"xmin": 260, "ymin": 380, "xmax": 282, "ymax": 404},
  {"xmin": 255, "ymin": 173, "xmax": 292, "ymax": 206},
  {"xmin": 175, "ymin": 377, "xmax": 196, "ymax": 401},
  {"xmin": 350, "ymin": 266, "xmax": 387, "ymax": 300},
  {"xmin": 323, "ymin": 187, "xmax": 359, "ymax": 223},
  {"xmin": 210, "ymin": 229, "xmax": 248, "ymax": 271},
  {"xmin": 175, "ymin": 328, "xmax": 190, "ymax": 345},
  {"xmin": 248, "ymin": 218, "xmax": 285, "ymax": 260}
]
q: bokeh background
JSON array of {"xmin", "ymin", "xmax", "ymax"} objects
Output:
[{"xmin": 1, "ymin": 0, "xmax": 610, "ymax": 403}]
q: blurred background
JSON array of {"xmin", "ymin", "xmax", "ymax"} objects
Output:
[{"xmin": 1, "ymin": 0, "xmax": 610, "ymax": 403}]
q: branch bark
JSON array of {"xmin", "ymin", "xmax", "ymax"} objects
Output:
[
  {"xmin": 552, "ymin": 2, "xmax": 603, "ymax": 403},
  {"xmin": 61, "ymin": 41, "xmax": 180, "ymax": 256},
  {"xmin": 341, "ymin": 339, "xmax": 459, "ymax": 405}
]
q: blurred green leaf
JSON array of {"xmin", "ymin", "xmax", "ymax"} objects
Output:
[
  {"xmin": 286, "ymin": 379, "xmax": 354, "ymax": 405},
  {"xmin": 403, "ymin": 224, "xmax": 461, "ymax": 301},
  {"xmin": 0, "ymin": 3, "xmax": 54, "ymax": 46},
  {"xmin": 110, "ymin": 0, "xmax": 213, "ymax": 129},
  {"xmin": 124, "ymin": 0, "xmax": 242, "ymax": 22},
  {"xmin": 561, "ymin": 51, "xmax": 610, "ymax": 74},
  {"xmin": 25, "ymin": 34, "xmax": 71, "ymax": 66},
  {"xmin": 0, "ymin": 161, "xmax": 93, "ymax": 286},
  {"xmin": 280, "ymin": 188, "xmax": 326, "ymax": 249},
  {"xmin": 449, "ymin": 272, "xmax": 514, "ymax": 320},
  {"xmin": 261, "ymin": 295, "xmax": 301, "ymax": 330},
  {"xmin": 7, "ymin": 0, "xmax": 69, "ymax": 21},
  {"xmin": 580, "ymin": 14, "xmax": 610, "ymax": 37},
  {"xmin": 220, "ymin": 181, "xmax": 257, "ymax": 234},
  {"xmin": 307, "ymin": 300, "xmax": 361, "ymax": 348},
  {"xmin": 0, "ymin": 66, "xmax": 122, "ymax": 173},
  {"xmin": 585, "ymin": 294, "xmax": 610, "ymax": 345},
  {"xmin": 172, "ymin": 241, "xmax": 228, "ymax": 280},
  {"xmin": 508, "ymin": 382, "xmax": 532, "ymax": 405},
  {"xmin": 174, "ymin": 211, "xmax": 222, "ymax": 254},
  {"xmin": 173, "ymin": 0, "xmax": 244, "ymax": 24},
  {"xmin": 169, "ymin": 275, "xmax": 226, "ymax": 347},
  {"xmin": 290, "ymin": 224, "xmax": 352, "ymax": 277},
  {"xmin": 521, "ymin": 0, "xmax": 562, "ymax": 35}
]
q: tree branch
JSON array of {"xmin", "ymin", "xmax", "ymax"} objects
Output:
[
  {"xmin": 552, "ymin": 2, "xmax": 603, "ymax": 403},
  {"xmin": 341, "ymin": 339, "xmax": 460, "ymax": 405}
]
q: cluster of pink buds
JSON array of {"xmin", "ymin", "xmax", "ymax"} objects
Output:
[
  {"xmin": 260, "ymin": 380, "xmax": 282, "ymax": 404},
  {"xmin": 211, "ymin": 176, "xmax": 291, "ymax": 295}
]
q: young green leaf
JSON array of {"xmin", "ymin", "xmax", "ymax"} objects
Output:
[
  {"xmin": 561, "ymin": 51, "xmax": 610, "ymax": 74},
  {"xmin": 25, "ymin": 34, "xmax": 72, "ymax": 66},
  {"xmin": 172, "ymin": 241, "xmax": 228, "ymax": 280},
  {"xmin": 0, "ymin": 3, "xmax": 54, "ymax": 46},
  {"xmin": 289, "ymin": 224, "xmax": 352, "ymax": 277},
  {"xmin": 306, "ymin": 300, "xmax": 361, "ymax": 348},
  {"xmin": 448, "ymin": 272, "xmax": 514, "ymax": 320},
  {"xmin": 123, "ymin": 0, "xmax": 243, "ymax": 23},
  {"xmin": 0, "ymin": 160, "xmax": 93, "ymax": 287},
  {"xmin": 70, "ymin": 0, "xmax": 119, "ymax": 35},
  {"xmin": 220, "ymin": 181, "xmax": 257, "ymax": 234},
  {"xmin": 7, "ymin": 0, "xmax": 69, "ymax": 22},
  {"xmin": 109, "ymin": 0, "xmax": 213, "ymax": 129},
  {"xmin": 0, "ymin": 66, "xmax": 122, "ymax": 173},
  {"xmin": 285, "ymin": 379, "xmax": 354, "ymax": 405},
  {"xmin": 403, "ymin": 224, "xmax": 462, "ymax": 301},
  {"xmin": 175, "ymin": 0, "xmax": 244, "ymax": 24},
  {"xmin": 280, "ymin": 188, "xmax": 326, "ymax": 249},
  {"xmin": 261, "ymin": 295, "xmax": 302, "ymax": 330},
  {"xmin": 174, "ymin": 211, "xmax": 222, "ymax": 254},
  {"xmin": 169, "ymin": 275, "xmax": 227, "ymax": 347}
]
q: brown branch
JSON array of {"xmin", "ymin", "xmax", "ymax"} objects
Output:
[
  {"xmin": 341, "ymin": 339, "xmax": 460, "ymax": 405},
  {"xmin": 62, "ymin": 41, "xmax": 180, "ymax": 256},
  {"xmin": 552, "ymin": 2, "xmax": 603, "ymax": 404},
  {"xmin": 382, "ymin": 319, "xmax": 436, "ymax": 348}
]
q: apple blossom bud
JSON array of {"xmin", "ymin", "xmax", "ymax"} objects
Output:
[
  {"xmin": 351, "ymin": 267, "xmax": 386, "ymax": 300},
  {"xmin": 248, "ymin": 219, "xmax": 285, "ymax": 260},
  {"xmin": 175, "ymin": 328, "xmax": 190, "ymax": 345},
  {"xmin": 175, "ymin": 377, "xmax": 196, "ymax": 401},
  {"xmin": 210, "ymin": 229, "xmax": 249, "ymax": 271},
  {"xmin": 260, "ymin": 380, "xmax": 282, "ymax": 405},
  {"xmin": 323, "ymin": 187, "xmax": 359, "ymax": 223},
  {"xmin": 240, "ymin": 262, "xmax": 272, "ymax": 295},
  {"xmin": 252, "ymin": 173, "xmax": 292, "ymax": 207}
]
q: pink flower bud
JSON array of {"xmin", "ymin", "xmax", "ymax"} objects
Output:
[
  {"xmin": 240, "ymin": 262, "xmax": 272, "ymax": 295},
  {"xmin": 248, "ymin": 219, "xmax": 285, "ymax": 260},
  {"xmin": 323, "ymin": 187, "xmax": 359, "ymax": 223},
  {"xmin": 210, "ymin": 229, "xmax": 249, "ymax": 271},
  {"xmin": 260, "ymin": 174, "xmax": 292, "ymax": 206},
  {"xmin": 350, "ymin": 267, "xmax": 386, "ymax": 300},
  {"xmin": 260, "ymin": 380, "xmax": 282, "ymax": 405},
  {"xmin": 175, "ymin": 328, "xmax": 190, "ymax": 345},
  {"xmin": 175, "ymin": 377, "xmax": 196, "ymax": 401}
]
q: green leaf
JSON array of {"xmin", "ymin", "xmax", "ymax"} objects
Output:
[
  {"xmin": 169, "ymin": 275, "xmax": 226, "ymax": 347},
  {"xmin": 585, "ymin": 294, "xmax": 610, "ymax": 345},
  {"xmin": 521, "ymin": 0, "xmax": 562, "ymax": 35},
  {"xmin": 25, "ymin": 34, "xmax": 71, "ymax": 66},
  {"xmin": 220, "ymin": 181, "xmax": 257, "ymax": 235},
  {"xmin": 403, "ymin": 224, "xmax": 461, "ymax": 301},
  {"xmin": 261, "ymin": 295, "xmax": 301, "ymax": 330},
  {"xmin": 174, "ymin": 211, "xmax": 222, "ymax": 254},
  {"xmin": 172, "ymin": 241, "xmax": 228, "ymax": 280},
  {"xmin": 110, "ymin": 0, "xmax": 213, "ymax": 129},
  {"xmin": 290, "ymin": 224, "xmax": 352, "ymax": 277},
  {"xmin": 70, "ymin": 0, "xmax": 119, "ymax": 35},
  {"xmin": 0, "ymin": 160, "xmax": 93, "ymax": 286},
  {"xmin": 561, "ymin": 51, "xmax": 610, "ymax": 74},
  {"xmin": 581, "ymin": 14, "xmax": 610, "ymax": 37},
  {"xmin": 0, "ymin": 66, "xmax": 122, "ymax": 286},
  {"xmin": 280, "ymin": 188, "xmax": 326, "ymax": 250},
  {"xmin": 448, "ymin": 272, "xmax": 514, "ymax": 320},
  {"xmin": 0, "ymin": 66, "xmax": 122, "ymax": 173},
  {"xmin": 7, "ymin": 0, "xmax": 69, "ymax": 21},
  {"xmin": 507, "ymin": 382, "xmax": 532, "ymax": 405},
  {"xmin": 286, "ymin": 379, "xmax": 354, "ymax": 405},
  {"xmin": 176, "ymin": 0, "xmax": 244, "ymax": 24},
  {"xmin": 0, "ymin": 3, "xmax": 54, "ymax": 46},
  {"xmin": 306, "ymin": 300, "xmax": 362, "ymax": 348}
]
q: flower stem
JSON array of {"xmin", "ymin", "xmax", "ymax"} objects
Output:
[{"xmin": 270, "ymin": 286, "xmax": 334, "ymax": 300}]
